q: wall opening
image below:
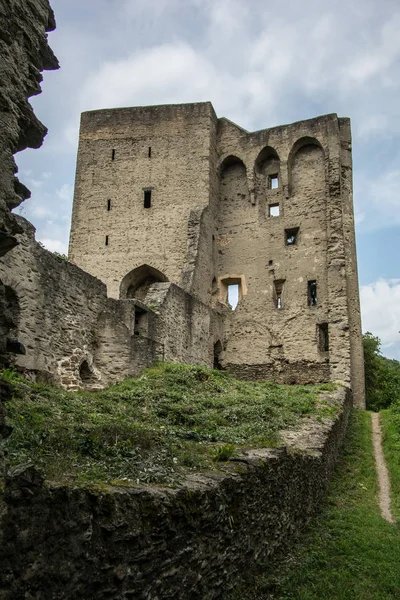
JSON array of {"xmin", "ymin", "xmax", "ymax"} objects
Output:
[
  {"xmin": 318, "ymin": 323, "xmax": 329, "ymax": 352},
  {"xmin": 79, "ymin": 360, "xmax": 98, "ymax": 387},
  {"xmin": 219, "ymin": 275, "xmax": 247, "ymax": 310},
  {"xmin": 105, "ymin": 235, "xmax": 109, "ymax": 246},
  {"xmin": 227, "ymin": 284, "xmax": 239, "ymax": 310},
  {"xmin": 269, "ymin": 174, "xmax": 279, "ymax": 189},
  {"xmin": 134, "ymin": 308, "xmax": 148, "ymax": 336},
  {"xmin": 111, "ymin": 149, "xmax": 115, "ymax": 160},
  {"xmin": 269, "ymin": 203, "xmax": 280, "ymax": 217},
  {"xmin": 120, "ymin": 264, "xmax": 168, "ymax": 300},
  {"xmin": 144, "ymin": 190, "xmax": 151, "ymax": 209},
  {"xmin": 274, "ymin": 279, "xmax": 285, "ymax": 309},
  {"xmin": 107, "ymin": 199, "xmax": 111, "ymax": 211},
  {"xmin": 148, "ymin": 146, "xmax": 151, "ymax": 158},
  {"xmin": 213, "ymin": 340, "xmax": 223, "ymax": 370},
  {"xmin": 308, "ymin": 280, "xmax": 317, "ymax": 306},
  {"xmin": 285, "ymin": 227, "xmax": 299, "ymax": 245}
]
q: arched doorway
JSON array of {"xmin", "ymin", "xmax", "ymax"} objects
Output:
[{"xmin": 119, "ymin": 265, "xmax": 168, "ymax": 300}]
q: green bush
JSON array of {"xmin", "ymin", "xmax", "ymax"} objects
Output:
[{"xmin": 363, "ymin": 332, "xmax": 400, "ymax": 411}]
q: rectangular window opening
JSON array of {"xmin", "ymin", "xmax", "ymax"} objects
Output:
[
  {"xmin": 318, "ymin": 323, "xmax": 329, "ymax": 352},
  {"xmin": 148, "ymin": 146, "xmax": 152, "ymax": 158},
  {"xmin": 111, "ymin": 149, "xmax": 115, "ymax": 160},
  {"xmin": 144, "ymin": 190, "xmax": 152, "ymax": 209},
  {"xmin": 107, "ymin": 199, "xmax": 111, "ymax": 211},
  {"xmin": 269, "ymin": 174, "xmax": 279, "ymax": 190},
  {"xmin": 134, "ymin": 310, "xmax": 147, "ymax": 336},
  {"xmin": 269, "ymin": 203, "xmax": 280, "ymax": 217},
  {"xmin": 285, "ymin": 227, "xmax": 299, "ymax": 246},
  {"xmin": 227, "ymin": 284, "xmax": 239, "ymax": 310},
  {"xmin": 105, "ymin": 235, "xmax": 109, "ymax": 246},
  {"xmin": 308, "ymin": 280, "xmax": 317, "ymax": 306},
  {"xmin": 274, "ymin": 279, "xmax": 285, "ymax": 309}
]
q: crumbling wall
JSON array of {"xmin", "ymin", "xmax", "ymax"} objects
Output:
[
  {"xmin": 0, "ymin": 0, "xmax": 58, "ymax": 369},
  {"xmin": 0, "ymin": 387, "xmax": 351, "ymax": 600},
  {"xmin": 69, "ymin": 104, "xmax": 365, "ymax": 406},
  {"xmin": 215, "ymin": 115, "xmax": 364, "ymax": 405},
  {"xmin": 144, "ymin": 281, "xmax": 224, "ymax": 367},
  {"xmin": 0, "ymin": 0, "xmax": 58, "ymax": 255},
  {"xmin": 0, "ymin": 218, "xmax": 140, "ymax": 388}
]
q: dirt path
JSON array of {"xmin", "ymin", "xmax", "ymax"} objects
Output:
[{"xmin": 371, "ymin": 412, "xmax": 394, "ymax": 524}]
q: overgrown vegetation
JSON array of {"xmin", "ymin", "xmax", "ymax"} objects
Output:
[
  {"xmin": 363, "ymin": 332, "xmax": 400, "ymax": 411},
  {"xmin": 1, "ymin": 363, "xmax": 337, "ymax": 487},
  {"xmin": 229, "ymin": 410, "xmax": 400, "ymax": 600}
]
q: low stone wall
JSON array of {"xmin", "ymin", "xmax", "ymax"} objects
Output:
[
  {"xmin": 0, "ymin": 387, "xmax": 351, "ymax": 599},
  {"xmin": 226, "ymin": 360, "xmax": 331, "ymax": 385}
]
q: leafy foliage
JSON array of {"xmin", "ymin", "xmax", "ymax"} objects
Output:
[
  {"xmin": 2, "ymin": 363, "xmax": 337, "ymax": 487},
  {"xmin": 363, "ymin": 332, "xmax": 400, "ymax": 411}
]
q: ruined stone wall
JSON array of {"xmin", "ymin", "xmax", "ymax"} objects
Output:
[
  {"xmin": 0, "ymin": 387, "xmax": 351, "ymax": 600},
  {"xmin": 69, "ymin": 105, "xmax": 365, "ymax": 406},
  {"xmin": 0, "ymin": 0, "xmax": 58, "ymax": 363},
  {"xmin": 216, "ymin": 115, "xmax": 349, "ymax": 391},
  {"xmin": 0, "ymin": 218, "xmax": 139, "ymax": 388},
  {"xmin": 69, "ymin": 103, "xmax": 217, "ymax": 302},
  {"xmin": 0, "ymin": 219, "xmax": 223, "ymax": 386},
  {"xmin": 144, "ymin": 282, "xmax": 225, "ymax": 368}
]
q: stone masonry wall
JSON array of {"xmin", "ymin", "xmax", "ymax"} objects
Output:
[
  {"xmin": 0, "ymin": 218, "xmax": 138, "ymax": 388},
  {"xmin": 0, "ymin": 219, "xmax": 223, "ymax": 387},
  {"xmin": 0, "ymin": 387, "xmax": 351, "ymax": 599},
  {"xmin": 69, "ymin": 103, "xmax": 217, "ymax": 303},
  {"xmin": 69, "ymin": 104, "xmax": 365, "ymax": 407},
  {"xmin": 0, "ymin": 0, "xmax": 58, "ymax": 364}
]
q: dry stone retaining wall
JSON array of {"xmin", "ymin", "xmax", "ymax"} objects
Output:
[{"xmin": 0, "ymin": 387, "xmax": 351, "ymax": 599}]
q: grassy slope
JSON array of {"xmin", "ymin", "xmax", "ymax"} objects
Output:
[
  {"xmin": 2, "ymin": 363, "xmax": 336, "ymax": 487},
  {"xmin": 381, "ymin": 408, "xmax": 400, "ymax": 521},
  {"xmin": 230, "ymin": 410, "xmax": 400, "ymax": 600}
]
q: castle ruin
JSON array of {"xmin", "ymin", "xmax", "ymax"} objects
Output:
[
  {"xmin": 0, "ymin": 3, "xmax": 365, "ymax": 409},
  {"xmin": 67, "ymin": 103, "xmax": 365, "ymax": 407}
]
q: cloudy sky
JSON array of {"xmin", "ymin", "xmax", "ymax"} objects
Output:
[{"xmin": 14, "ymin": 0, "xmax": 400, "ymax": 358}]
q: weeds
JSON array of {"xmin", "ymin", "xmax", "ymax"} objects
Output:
[{"xmin": 2, "ymin": 363, "xmax": 338, "ymax": 487}]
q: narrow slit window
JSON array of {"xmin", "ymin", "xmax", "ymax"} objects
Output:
[
  {"xmin": 308, "ymin": 280, "xmax": 317, "ymax": 306},
  {"xmin": 285, "ymin": 227, "xmax": 299, "ymax": 246},
  {"xmin": 274, "ymin": 279, "xmax": 285, "ymax": 309},
  {"xmin": 269, "ymin": 174, "xmax": 279, "ymax": 189},
  {"xmin": 269, "ymin": 203, "xmax": 280, "ymax": 217},
  {"xmin": 227, "ymin": 284, "xmax": 239, "ymax": 310},
  {"xmin": 107, "ymin": 199, "xmax": 111, "ymax": 211},
  {"xmin": 318, "ymin": 323, "xmax": 329, "ymax": 352},
  {"xmin": 148, "ymin": 146, "xmax": 152, "ymax": 158},
  {"xmin": 144, "ymin": 190, "xmax": 151, "ymax": 209},
  {"xmin": 111, "ymin": 149, "xmax": 115, "ymax": 160},
  {"xmin": 105, "ymin": 235, "xmax": 109, "ymax": 246}
]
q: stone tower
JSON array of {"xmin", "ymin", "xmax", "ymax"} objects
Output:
[{"xmin": 69, "ymin": 102, "xmax": 365, "ymax": 407}]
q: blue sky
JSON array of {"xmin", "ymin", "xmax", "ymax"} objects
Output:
[{"xmin": 14, "ymin": 0, "xmax": 400, "ymax": 358}]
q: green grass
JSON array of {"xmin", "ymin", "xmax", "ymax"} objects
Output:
[
  {"xmin": 229, "ymin": 410, "xmax": 400, "ymax": 600},
  {"xmin": 381, "ymin": 407, "xmax": 400, "ymax": 521},
  {"xmin": 1, "ymin": 363, "xmax": 337, "ymax": 487}
]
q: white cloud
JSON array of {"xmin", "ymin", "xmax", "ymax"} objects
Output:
[
  {"xmin": 361, "ymin": 278, "xmax": 400, "ymax": 358},
  {"xmin": 40, "ymin": 238, "xmax": 68, "ymax": 255}
]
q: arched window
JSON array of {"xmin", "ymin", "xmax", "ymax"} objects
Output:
[
  {"xmin": 254, "ymin": 146, "xmax": 280, "ymax": 201},
  {"xmin": 120, "ymin": 264, "xmax": 168, "ymax": 300}
]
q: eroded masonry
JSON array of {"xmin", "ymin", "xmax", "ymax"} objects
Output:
[{"xmin": 65, "ymin": 103, "xmax": 363, "ymax": 406}]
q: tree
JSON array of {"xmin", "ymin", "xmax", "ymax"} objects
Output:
[{"xmin": 363, "ymin": 332, "xmax": 400, "ymax": 411}]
